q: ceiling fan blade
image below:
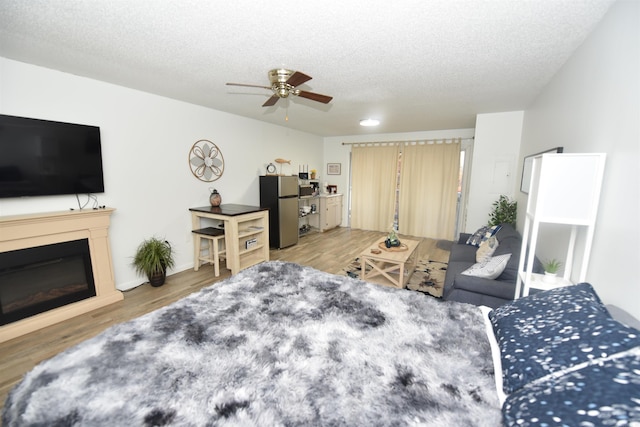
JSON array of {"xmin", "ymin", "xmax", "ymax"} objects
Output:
[
  {"xmin": 297, "ymin": 90, "xmax": 333, "ymax": 104},
  {"xmin": 226, "ymin": 82, "xmax": 272, "ymax": 90},
  {"xmin": 262, "ymin": 94, "xmax": 280, "ymax": 107},
  {"xmin": 286, "ymin": 71, "xmax": 312, "ymax": 87}
]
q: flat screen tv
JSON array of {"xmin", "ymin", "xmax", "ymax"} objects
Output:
[{"xmin": 0, "ymin": 114, "xmax": 105, "ymax": 198}]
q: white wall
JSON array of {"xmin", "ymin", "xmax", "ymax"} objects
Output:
[
  {"xmin": 0, "ymin": 58, "xmax": 323, "ymax": 290},
  {"xmin": 323, "ymin": 128, "xmax": 475, "ymax": 231},
  {"xmin": 518, "ymin": 0, "xmax": 639, "ymax": 318},
  {"xmin": 466, "ymin": 111, "xmax": 524, "ymax": 231}
]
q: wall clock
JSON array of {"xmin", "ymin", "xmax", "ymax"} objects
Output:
[{"xmin": 189, "ymin": 140, "xmax": 224, "ymax": 182}]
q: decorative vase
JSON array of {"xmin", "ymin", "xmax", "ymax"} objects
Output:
[
  {"xmin": 385, "ymin": 228, "xmax": 401, "ymax": 248},
  {"xmin": 311, "ymin": 172, "xmax": 316, "ymax": 179},
  {"xmin": 210, "ymin": 189, "xmax": 222, "ymax": 207}
]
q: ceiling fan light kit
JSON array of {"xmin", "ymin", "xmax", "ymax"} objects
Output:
[
  {"xmin": 227, "ymin": 69, "xmax": 333, "ymax": 108},
  {"xmin": 360, "ymin": 118, "xmax": 380, "ymax": 127}
]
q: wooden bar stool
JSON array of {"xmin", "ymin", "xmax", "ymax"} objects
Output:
[{"xmin": 192, "ymin": 227, "xmax": 226, "ymax": 276}]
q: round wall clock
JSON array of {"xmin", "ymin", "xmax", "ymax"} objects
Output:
[{"xmin": 188, "ymin": 139, "xmax": 224, "ymax": 182}]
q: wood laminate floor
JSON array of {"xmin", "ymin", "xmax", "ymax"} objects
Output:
[{"xmin": 0, "ymin": 227, "xmax": 451, "ymax": 411}]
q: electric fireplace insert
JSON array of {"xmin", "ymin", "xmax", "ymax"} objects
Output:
[{"xmin": 0, "ymin": 239, "xmax": 97, "ymax": 326}]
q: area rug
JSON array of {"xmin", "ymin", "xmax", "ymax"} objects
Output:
[{"xmin": 343, "ymin": 257, "xmax": 448, "ymax": 298}]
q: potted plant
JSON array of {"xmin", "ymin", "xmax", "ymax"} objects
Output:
[
  {"xmin": 132, "ymin": 237, "xmax": 175, "ymax": 287},
  {"xmin": 542, "ymin": 258, "xmax": 562, "ymax": 283},
  {"xmin": 488, "ymin": 195, "xmax": 517, "ymax": 227}
]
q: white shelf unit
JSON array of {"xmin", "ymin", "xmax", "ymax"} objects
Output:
[
  {"xmin": 236, "ymin": 217, "xmax": 268, "ymax": 272},
  {"xmin": 298, "ymin": 196, "xmax": 320, "ymax": 236},
  {"xmin": 516, "ymin": 153, "xmax": 606, "ymax": 299}
]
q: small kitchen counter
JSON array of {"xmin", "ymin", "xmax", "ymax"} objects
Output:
[
  {"xmin": 189, "ymin": 204, "xmax": 269, "ymax": 275},
  {"xmin": 189, "ymin": 204, "xmax": 268, "ymax": 216},
  {"xmin": 318, "ymin": 194, "xmax": 343, "ymax": 231}
]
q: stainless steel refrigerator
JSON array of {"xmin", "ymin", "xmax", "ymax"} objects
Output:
[{"xmin": 259, "ymin": 175, "xmax": 299, "ymax": 249}]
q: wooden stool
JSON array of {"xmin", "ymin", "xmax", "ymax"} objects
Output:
[{"xmin": 192, "ymin": 227, "xmax": 226, "ymax": 276}]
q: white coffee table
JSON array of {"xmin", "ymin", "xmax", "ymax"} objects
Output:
[{"xmin": 359, "ymin": 236, "xmax": 420, "ymax": 288}]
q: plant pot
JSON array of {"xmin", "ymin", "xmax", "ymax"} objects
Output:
[
  {"xmin": 543, "ymin": 272, "xmax": 557, "ymax": 284},
  {"xmin": 149, "ymin": 270, "xmax": 167, "ymax": 287}
]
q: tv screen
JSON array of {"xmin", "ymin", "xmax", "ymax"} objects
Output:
[{"xmin": 0, "ymin": 114, "xmax": 105, "ymax": 198}]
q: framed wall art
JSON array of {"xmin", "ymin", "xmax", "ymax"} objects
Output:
[
  {"xmin": 189, "ymin": 139, "xmax": 225, "ymax": 182},
  {"xmin": 327, "ymin": 163, "xmax": 341, "ymax": 175}
]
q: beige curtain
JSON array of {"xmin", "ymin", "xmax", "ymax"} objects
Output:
[
  {"xmin": 351, "ymin": 145, "xmax": 399, "ymax": 232},
  {"xmin": 398, "ymin": 142, "xmax": 460, "ymax": 239}
]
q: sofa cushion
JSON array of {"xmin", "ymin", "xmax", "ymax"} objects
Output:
[
  {"xmin": 448, "ymin": 242, "xmax": 478, "ymax": 264},
  {"xmin": 493, "ymin": 223, "xmax": 520, "ymax": 241},
  {"xmin": 491, "ymin": 225, "xmax": 522, "ymax": 282},
  {"xmin": 489, "ymin": 283, "xmax": 640, "ymax": 394},
  {"xmin": 450, "ymin": 273, "xmax": 518, "ymax": 300},
  {"xmin": 461, "ymin": 253, "xmax": 512, "ymax": 280}
]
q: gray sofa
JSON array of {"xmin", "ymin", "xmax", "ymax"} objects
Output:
[{"xmin": 443, "ymin": 223, "xmax": 543, "ymax": 309}]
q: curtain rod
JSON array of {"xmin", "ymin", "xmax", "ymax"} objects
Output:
[{"xmin": 341, "ymin": 137, "xmax": 474, "ymax": 146}]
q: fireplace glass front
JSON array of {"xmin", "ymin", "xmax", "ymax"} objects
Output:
[{"xmin": 0, "ymin": 239, "xmax": 97, "ymax": 326}]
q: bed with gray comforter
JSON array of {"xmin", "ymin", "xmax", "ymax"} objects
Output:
[{"xmin": 3, "ymin": 261, "xmax": 639, "ymax": 426}]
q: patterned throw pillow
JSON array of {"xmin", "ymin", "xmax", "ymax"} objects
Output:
[
  {"xmin": 466, "ymin": 225, "xmax": 502, "ymax": 247},
  {"xmin": 502, "ymin": 348, "xmax": 640, "ymax": 426},
  {"xmin": 461, "ymin": 253, "xmax": 511, "ymax": 279},
  {"xmin": 476, "ymin": 236, "xmax": 499, "ymax": 263},
  {"xmin": 489, "ymin": 283, "xmax": 640, "ymax": 394}
]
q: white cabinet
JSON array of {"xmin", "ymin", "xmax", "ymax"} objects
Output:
[
  {"xmin": 319, "ymin": 194, "xmax": 343, "ymax": 232},
  {"xmin": 516, "ymin": 153, "xmax": 606, "ymax": 298}
]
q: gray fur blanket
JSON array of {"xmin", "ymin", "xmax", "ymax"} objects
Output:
[{"xmin": 3, "ymin": 261, "xmax": 500, "ymax": 426}]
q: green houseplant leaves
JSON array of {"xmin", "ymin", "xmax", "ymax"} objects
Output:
[
  {"xmin": 132, "ymin": 237, "xmax": 175, "ymax": 287},
  {"xmin": 489, "ymin": 195, "xmax": 517, "ymax": 227}
]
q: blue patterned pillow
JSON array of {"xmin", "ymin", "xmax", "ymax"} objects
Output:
[
  {"xmin": 502, "ymin": 349, "xmax": 640, "ymax": 426},
  {"xmin": 466, "ymin": 225, "xmax": 502, "ymax": 247},
  {"xmin": 489, "ymin": 283, "xmax": 640, "ymax": 394}
]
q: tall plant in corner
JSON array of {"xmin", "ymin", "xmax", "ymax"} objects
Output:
[{"xmin": 489, "ymin": 195, "xmax": 517, "ymax": 227}]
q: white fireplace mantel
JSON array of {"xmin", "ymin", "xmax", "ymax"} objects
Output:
[{"xmin": 0, "ymin": 208, "xmax": 123, "ymax": 342}]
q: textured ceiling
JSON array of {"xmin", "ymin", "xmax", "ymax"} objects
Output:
[{"xmin": 0, "ymin": 0, "xmax": 615, "ymax": 136}]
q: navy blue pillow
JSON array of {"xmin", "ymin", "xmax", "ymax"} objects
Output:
[
  {"xmin": 502, "ymin": 349, "xmax": 640, "ymax": 426},
  {"xmin": 489, "ymin": 283, "xmax": 640, "ymax": 394},
  {"xmin": 466, "ymin": 225, "xmax": 501, "ymax": 247}
]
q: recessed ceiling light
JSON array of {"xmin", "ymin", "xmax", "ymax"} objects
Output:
[{"xmin": 359, "ymin": 118, "xmax": 380, "ymax": 127}]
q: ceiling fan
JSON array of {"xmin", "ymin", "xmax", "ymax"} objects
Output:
[{"xmin": 226, "ymin": 69, "xmax": 333, "ymax": 107}]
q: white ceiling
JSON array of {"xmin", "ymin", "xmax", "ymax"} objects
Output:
[{"xmin": 0, "ymin": 0, "xmax": 615, "ymax": 137}]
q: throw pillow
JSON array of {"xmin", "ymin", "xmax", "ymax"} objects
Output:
[
  {"xmin": 489, "ymin": 283, "xmax": 640, "ymax": 394},
  {"xmin": 461, "ymin": 253, "xmax": 511, "ymax": 279},
  {"xmin": 466, "ymin": 225, "xmax": 502, "ymax": 247},
  {"xmin": 476, "ymin": 236, "xmax": 499, "ymax": 263},
  {"xmin": 502, "ymin": 348, "xmax": 640, "ymax": 427}
]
